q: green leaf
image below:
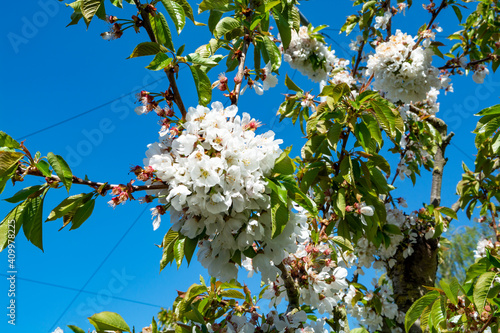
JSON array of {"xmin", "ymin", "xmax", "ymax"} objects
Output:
[
  {"xmin": 452, "ymin": 5, "xmax": 462, "ymax": 22},
  {"xmin": 440, "ymin": 279, "xmax": 458, "ymax": 305},
  {"xmin": 350, "ymin": 329, "xmax": 369, "ymax": 333},
  {"xmin": 70, "ymin": 199, "xmax": 96, "ymax": 230},
  {"xmin": 285, "ymin": 74, "xmax": 302, "ymax": 92},
  {"xmin": 262, "ymin": 35, "xmax": 281, "ymax": 71},
  {"xmin": 208, "ymin": 10, "xmax": 223, "ymax": 34},
  {"xmin": 47, "ymin": 152, "xmax": 73, "ymax": 193},
  {"xmin": 150, "ymin": 13, "xmax": 175, "ymax": 51},
  {"xmin": 4, "ymin": 185, "xmax": 44, "ymax": 203},
  {"xmin": 0, "ymin": 151, "xmax": 23, "ymax": 176},
  {"xmin": 21, "ymin": 191, "xmax": 48, "ymax": 251},
  {"xmin": 81, "ymin": 0, "xmax": 105, "ymax": 27},
  {"xmin": 270, "ymin": 191, "xmax": 289, "ymax": 238},
  {"xmin": 272, "ymin": 147, "xmax": 295, "ymax": 175},
  {"xmin": 0, "ymin": 131, "xmax": 20, "ymax": 149},
  {"xmin": 436, "ymin": 206, "xmax": 458, "ymax": 220},
  {"xmin": 337, "ymin": 188, "xmax": 346, "ymax": 217},
  {"xmin": 0, "ymin": 202, "xmax": 27, "ymax": 251},
  {"xmin": 67, "ymin": 325, "xmax": 86, "ymax": 333},
  {"xmin": 473, "ymin": 271, "xmax": 497, "ymax": 313},
  {"xmin": 198, "ymin": 0, "xmax": 234, "ymax": 14},
  {"xmin": 160, "ymin": 0, "xmax": 186, "ymax": 34},
  {"xmin": 405, "ymin": 291, "xmax": 439, "ymax": 332},
  {"xmin": 128, "ymin": 42, "xmax": 168, "ymax": 59},
  {"xmin": 331, "ymin": 83, "xmax": 351, "ymax": 103},
  {"xmin": 46, "ymin": 193, "xmax": 91, "ymax": 222},
  {"xmin": 88, "ymin": 311, "xmax": 131, "ymax": 332},
  {"xmin": 383, "ymin": 224, "xmax": 402, "ymax": 235},
  {"xmin": 220, "ymin": 289, "xmax": 245, "ymax": 299},
  {"xmin": 36, "ymin": 160, "xmax": 51, "ymax": 177},
  {"xmin": 332, "ymin": 236, "xmax": 354, "ymax": 251},
  {"xmin": 171, "ymin": 0, "xmax": 194, "ymax": 22},
  {"xmin": 146, "ymin": 53, "xmax": 173, "ymax": 71},
  {"xmin": 189, "ymin": 66, "xmax": 212, "ymax": 106},
  {"xmin": 174, "ymin": 237, "xmax": 186, "ymax": 268},
  {"xmin": 186, "ymin": 53, "xmax": 219, "ymax": 67},
  {"xmin": 272, "ymin": 8, "xmax": 292, "ymax": 50},
  {"xmin": 477, "ymin": 104, "xmax": 500, "ymax": 116},
  {"xmin": 214, "ymin": 17, "xmax": 240, "ymax": 39},
  {"xmin": 184, "ymin": 236, "xmax": 197, "ymax": 265}
]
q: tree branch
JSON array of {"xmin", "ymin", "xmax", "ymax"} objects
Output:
[
  {"xmin": 133, "ymin": 0, "xmax": 187, "ymax": 119},
  {"xmin": 19, "ymin": 166, "xmax": 169, "ymax": 193},
  {"xmin": 232, "ymin": 36, "xmax": 251, "ymax": 106},
  {"xmin": 276, "ymin": 262, "xmax": 300, "ymax": 313},
  {"xmin": 413, "ymin": 0, "xmax": 447, "ymax": 50}
]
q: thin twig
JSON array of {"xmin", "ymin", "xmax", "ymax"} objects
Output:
[
  {"xmin": 276, "ymin": 262, "xmax": 300, "ymax": 313},
  {"xmin": 19, "ymin": 167, "xmax": 169, "ymax": 193}
]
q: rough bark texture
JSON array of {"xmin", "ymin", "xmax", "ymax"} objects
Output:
[{"xmin": 387, "ymin": 110, "xmax": 453, "ymax": 333}]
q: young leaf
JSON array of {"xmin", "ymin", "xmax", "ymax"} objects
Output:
[
  {"xmin": 186, "ymin": 53, "xmax": 219, "ymax": 67},
  {"xmin": 171, "ymin": 0, "xmax": 194, "ymax": 22},
  {"xmin": 285, "ymin": 74, "xmax": 302, "ymax": 92},
  {"xmin": 46, "ymin": 193, "xmax": 92, "ymax": 222},
  {"xmin": 150, "ymin": 13, "xmax": 175, "ymax": 51},
  {"xmin": 214, "ymin": 17, "xmax": 240, "ymax": 39},
  {"xmin": 4, "ymin": 185, "xmax": 44, "ymax": 203},
  {"xmin": 81, "ymin": 0, "xmax": 105, "ymax": 27},
  {"xmin": 36, "ymin": 160, "xmax": 51, "ymax": 177},
  {"xmin": 160, "ymin": 0, "xmax": 186, "ymax": 34},
  {"xmin": 128, "ymin": 42, "xmax": 168, "ymax": 59},
  {"xmin": 67, "ymin": 325, "xmax": 86, "ymax": 333},
  {"xmin": 405, "ymin": 291, "xmax": 439, "ymax": 332},
  {"xmin": 0, "ymin": 131, "xmax": 20, "ymax": 149},
  {"xmin": 47, "ymin": 152, "xmax": 73, "ymax": 193},
  {"xmin": 0, "ymin": 201, "xmax": 27, "ymax": 251},
  {"xmin": 88, "ymin": 311, "xmax": 131, "ymax": 332},
  {"xmin": 0, "ymin": 151, "xmax": 24, "ymax": 176},
  {"xmin": 198, "ymin": 0, "xmax": 234, "ymax": 14},
  {"xmin": 473, "ymin": 271, "xmax": 497, "ymax": 313},
  {"xmin": 146, "ymin": 53, "xmax": 172, "ymax": 71},
  {"xmin": 21, "ymin": 190, "xmax": 48, "ymax": 251},
  {"xmin": 189, "ymin": 66, "xmax": 212, "ymax": 106},
  {"xmin": 174, "ymin": 237, "xmax": 186, "ymax": 268},
  {"xmin": 70, "ymin": 199, "xmax": 96, "ymax": 230}
]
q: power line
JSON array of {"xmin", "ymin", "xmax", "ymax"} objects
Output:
[
  {"xmin": 17, "ymin": 77, "xmax": 167, "ymax": 141},
  {"xmin": 0, "ymin": 273, "xmax": 163, "ymax": 308},
  {"xmin": 450, "ymin": 141, "xmax": 475, "ymax": 163},
  {"xmin": 48, "ymin": 205, "xmax": 149, "ymax": 333}
]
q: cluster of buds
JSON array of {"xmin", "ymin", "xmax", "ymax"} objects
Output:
[
  {"xmin": 445, "ymin": 296, "xmax": 493, "ymax": 332},
  {"xmin": 107, "ymin": 181, "xmax": 135, "ymax": 208},
  {"xmin": 131, "ymin": 165, "xmax": 155, "ymax": 182},
  {"xmin": 212, "ymin": 73, "xmax": 229, "ymax": 91}
]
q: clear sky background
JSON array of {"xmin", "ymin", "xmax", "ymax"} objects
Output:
[{"xmin": 0, "ymin": 0, "xmax": 498, "ymax": 332}]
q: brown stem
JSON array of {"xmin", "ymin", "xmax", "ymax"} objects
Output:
[
  {"xmin": 352, "ymin": 40, "xmax": 366, "ymax": 77},
  {"xmin": 133, "ymin": 0, "xmax": 187, "ymax": 119},
  {"xmin": 385, "ymin": 0, "xmax": 392, "ymax": 38},
  {"xmin": 166, "ymin": 69, "xmax": 187, "ymax": 120},
  {"xmin": 438, "ymin": 56, "xmax": 491, "ymax": 70},
  {"xmin": 491, "ymin": 209, "xmax": 500, "ymax": 242},
  {"xmin": 413, "ymin": 0, "xmax": 447, "ymax": 50},
  {"xmin": 232, "ymin": 36, "xmax": 251, "ymax": 106},
  {"xmin": 276, "ymin": 262, "xmax": 300, "ymax": 313},
  {"xmin": 20, "ymin": 167, "xmax": 169, "ymax": 193},
  {"xmin": 479, "ymin": 315, "xmax": 494, "ymax": 333}
]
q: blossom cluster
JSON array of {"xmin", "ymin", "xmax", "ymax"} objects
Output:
[
  {"xmin": 344, "ymin": 278, "xmax": 405, "ymax": 332},
  {"xmin": 282, "ymin": 26, "xmax": 336, "ymax": 82},
  {"xmin": 365, "ymin": 30, "xmax": 442, "ymax": 103},
  {"xmin": 142, "ymin": 102, "xmax": 307, "ymax": 281}
]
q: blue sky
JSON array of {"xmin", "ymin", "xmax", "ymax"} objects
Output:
[{"xmin": 0, "ymin": 0, "xmax": 498, "ymax": 332}]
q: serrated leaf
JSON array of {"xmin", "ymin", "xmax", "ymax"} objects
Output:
[
  {"xmin": 81, "ymin": 0, "xmax": 105, "ymax": 27},
  {"xmin": 21, "ymin": 191, "xmax": 48, "ymax": 251},
  {"xmin": 189, "ymin": 66, "xmax": 212, "ymax": 106},
  {"xmin": 186, "ymin": 53, "xmax": 219, "ymax": 67},
  {"xmin": 262, "ymin": 35, "xmax": 281, "ymax": 71},
  {"xmin": 0, "ymin": 151, "xmax": 23, "ymax": 176},
  {"xmin": 270, "ymin": 191, "xmax": 289, "ymax": 238},
  {"xmin": 146, "ymin": 53, "xmax": 172, "ymax": 71},
  {"xmin": 36, "ymin": 160, "xmax": 51, "ymax": 177},
  {"xmin": 161, "ymin": 0, "xmax": 186, "ymax": 34},
  {"xmin": 208, "ymin": 10, "xmax": 223, "ymax": 34},
  {"xmin": 0, "ymin": 131, "xmax": 20, "ymax": 149},
  {"xmin": 88, "ymin": 311, "xmax": 130, "ymax": 332},
  {"xmin": 150, "ymin": 13, "xmax": 175, "ymax": 51},
  {"xmin": 46, "ymin": 193, "xmax": 91, "ymax": 222},
  {"xmin": 4, "ymin": 185, "xmax": 44, "ymax": 203},
  {"xmin": 174, "ymin": 237, "xmax": 186, "ymax": 268},
  {"xmin": 332, "ymin": 236, "xmax": 354, "ymax": 251},
  {"xmin": 214, "ymin": 17, "xmax": 240, "ymax": 38},
  {"xmin": 198, "ymin": 0, "xmax": 234, "ymax": 14},
  {"xmin": 184, "ymin": 236, "xmax": 197, "ymax": 265},
  {"xmin": 0, "ymin": 201, "xmax": 27, "ymax": 252},
  {"xmin": 70, "ymin": 199, "xmax": 95, "ymax": 230},
  {"xmin": 405, "ymin": 291, "xmax": 439, "ymax": 332},
  {"xmin": 128, "ymin": 42, "xmax": 168, "ymax": 59},
  {"xmin": 47, "ymin": 152, "xmax": 73, "ymax": 193},
  {"xmin": 220, "ymin": 289, "xmax": 245, "ymax": 299},
  {"xmin": 473, "ymin": 271, "xmax": 497, "ymax": 313}
]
